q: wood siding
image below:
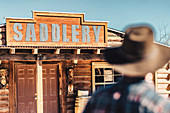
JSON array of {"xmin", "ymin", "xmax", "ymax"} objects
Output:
[
  {"xmin": 65, "ymin": 60, "xmax": 92, "ymax": 113},
  {"xmin": 0, "ymin": 61, "xmax": 9, "ymax": 113},
  {"xmin": 0, "ymin": 89, "xmax": 9, "ymax": 113},
  {"xmin": 155, "ymin": 62, "xmax": 170, "ymax": 99}
]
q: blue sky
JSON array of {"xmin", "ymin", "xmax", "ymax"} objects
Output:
[{"xmin": 0, "ymin": 0, "xmax": 170, "ymax": 44}]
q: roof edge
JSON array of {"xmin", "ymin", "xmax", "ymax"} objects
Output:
[{"xmin": 107, "ymin": 27, "xmax": 125, "ymax": 34}]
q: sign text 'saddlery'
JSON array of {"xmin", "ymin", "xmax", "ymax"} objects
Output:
[
  {"xmin": 6, "ymin": 11, "xmax": 108, "ymax": 47},
  {"xmin": 13, "ymin": 23, "xmax": 101, "ymax": 43}
]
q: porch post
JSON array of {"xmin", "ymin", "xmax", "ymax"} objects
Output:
[{"xmin": 36, "ymin": 54, "xmax": 43, "ymax": 113}]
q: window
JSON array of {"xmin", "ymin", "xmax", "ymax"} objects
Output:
[{"xmin": 92, "ymin": 62, "xmax": 123, "ymax": 92}]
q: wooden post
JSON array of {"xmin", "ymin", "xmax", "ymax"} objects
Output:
[
  {"xmin": 33, "ymin": 49, "xmax": 38, "ymax": 54},
  {"xmin": 94, "ymin": 49, "xmax": 100, "ymax": 54},
  {"xmin": 75, "ymin": 49, "xmax": 81, "ymax": 54},
  {"xmin": 9, "ymin": 61, "xmax": 15, "ymax": 113},
  {"xmin": 36, "ymin": 54, "xmax": 43, "ymax": 113},
  {"xmin": 54, "ymin": 49, "xmax": 60, "ymax": 54},
  {"xmin": 10, "ymin": 48, "xmax": 15, "ymax": 54}
]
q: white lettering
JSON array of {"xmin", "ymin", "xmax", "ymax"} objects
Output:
[{"xmin": 25, "ymin": 24, "xmax": 36, "ymax": 41}]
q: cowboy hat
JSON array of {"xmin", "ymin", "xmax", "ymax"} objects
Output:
[{"xmin": 104, "ymin": 24, "xmax": 170, "ymax": 76}]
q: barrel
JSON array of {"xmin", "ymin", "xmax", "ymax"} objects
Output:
[{"xmin": 75, "ymin": 96, "xmax": 91, "ymax": 113}]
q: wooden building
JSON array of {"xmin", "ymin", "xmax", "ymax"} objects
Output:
[{"xmin": 0, "ymin": 11, "xmax": 169, "ymax": 113}]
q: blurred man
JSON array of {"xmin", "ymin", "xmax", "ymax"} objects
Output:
[{"xmin": 83, "ymin": 24, "xmax": 170, "ymax": 113}]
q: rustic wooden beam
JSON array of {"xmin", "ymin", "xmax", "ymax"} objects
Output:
[
  {"xmin": 9, "ymin": 61, "xmax": 15, "ymax": 113},
  {"xmin": 36, "ymin": 55, "xmax": 43, "ymax": 113},
  {"xmin": 94, "ymin": 49, "xmax": 100, "ymax": 54},
  {"xmin": 61, "ymin": 61, "xmax": 67, "ymax": 113},
  {"xmin": 0, "ymin": 54, "xmax": 105, "ymax": 61},
  {"xmin": 10, "ymin": 48, "xmax": 15, "ymax": 54},
  {"xmin": 0, "ymin": 54, "xmax": 36, "ymax": 60},
  {"xmin": 42, "ymin": 54, "xmax": 105, "ymax": 60},
  {"xmin": 74, "ymin": 49, "xmax": 81, "ymax": 54},
  {"xmin": 54, "ymin": 49, "xmax": 60, "ymax": 54},
  {"xmin": 32, "ymin": 49, "xmax": 38, "ymax": 54}
]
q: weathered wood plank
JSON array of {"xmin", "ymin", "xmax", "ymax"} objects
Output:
[
  {"xmin": 157, "ymin": 84, "xmax": 169, "ymax": 89},
  {"xmin": 74, "ymin": 76, "xmax": 91, "ymax": 81},
  {"xmin": 0, "ymin": 101, "xmax": 8, "ymax": 108},
  {"xmin": 157, "ymin": 73, "xmax": 168, "ymax": 79},
  {"xmin": 74, "ymin": 65, "xmax": 91, "ymax": 69},
  {"xmin": 42, "ymin": 54, "xmax": 105, "ymax": 60},
  {"xmin": 74, "ymin": 72, "xmax": 91, "ymax": 76},
  {"xmin": 74, "ymin": 86, "xmax": 91, "ymax": 91},
  {"xmin": 67, "ymin": 109, "xmax": 74, "ymax": 113},
  {"xmin": 0, "ymin": 54, "xmax": 36, "ymax": 60},
  {"xmin": 0, "ymin": 108, "xmax": 9, "ymax": 113},
  {"xmin": 67, "ymin": 98, "xmax": 75, "ymax": 103},
  {"xmin": 0, "ymin": 90, "xmax": 9, "ymax": 95},
  {"xmin": 0, "ymin": 96, "xmax": 8, "ymax": 101},
  {"xmin": 157, "ymin": 69, "xmax": 169, "ymax": 74},
  {"xmin": 77, "ymin": 60, "xmax": 91, "ymax": 64},
  {"xmin": 67, "ymin": 104, "xmax": 74, "ymax": 110},
  {"xmin": 157, "ymin": 79, "xmax": 170, "ymax": 84},
  {"xmin": 74, "ymin": 66, "xmax": 91, "ymax": 70},
  {"xmin": 74, "ymin": 81, "xmax": 91, "ymax": 87},
  {"xmin": 0, "ymin": 54, "xmax": 105, "ymax": 61}
]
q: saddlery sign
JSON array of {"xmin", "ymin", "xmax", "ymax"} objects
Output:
[{"xmin": 6, "ymin": 11, "xmax": 108, "ymax": 47}]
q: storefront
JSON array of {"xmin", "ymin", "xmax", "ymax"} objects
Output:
[{"xmin": 0, "ymin": 11, "xmax": 169, "ymax": 113}]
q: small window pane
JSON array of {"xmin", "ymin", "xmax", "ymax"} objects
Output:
[
  {"xmin": 95, "ymin": 76, "xmax": 104, "ymax": 83},
  {"xmin": 104, "ymin": 68, "xmax": 113, "ymax": 75},
  {"xmin": 95, "ymin": 68, "xmax": 103, "ymax": 75},
  {"xmin": 104, "ymin": 75, "xmax": 113, "ymax": 82}
]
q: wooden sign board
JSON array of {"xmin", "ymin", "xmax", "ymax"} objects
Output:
[{"xmin": 6, "ymin": 11, "xmax": 108, "ymax": 47}]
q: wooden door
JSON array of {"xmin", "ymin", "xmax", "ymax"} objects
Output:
[
  {"xmin": 16, "ymin": 64, "xmax": 59, "ymax": 113},
  {"xmin": 16, "ymin": 65, "xmax": 37, "ymax": 113},
  {"xmin": 43, "ymin": 64, "xmax": 59, "ymax": 113}
]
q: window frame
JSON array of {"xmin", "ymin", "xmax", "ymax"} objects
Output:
[{"xmin": 92, "ymin": 62, "xmax": 123, "ymax": 93}]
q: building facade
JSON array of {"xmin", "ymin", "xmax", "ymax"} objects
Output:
[{"xmin": 0, "ymin": 11, "xmax": 169, "ymax": 113}]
